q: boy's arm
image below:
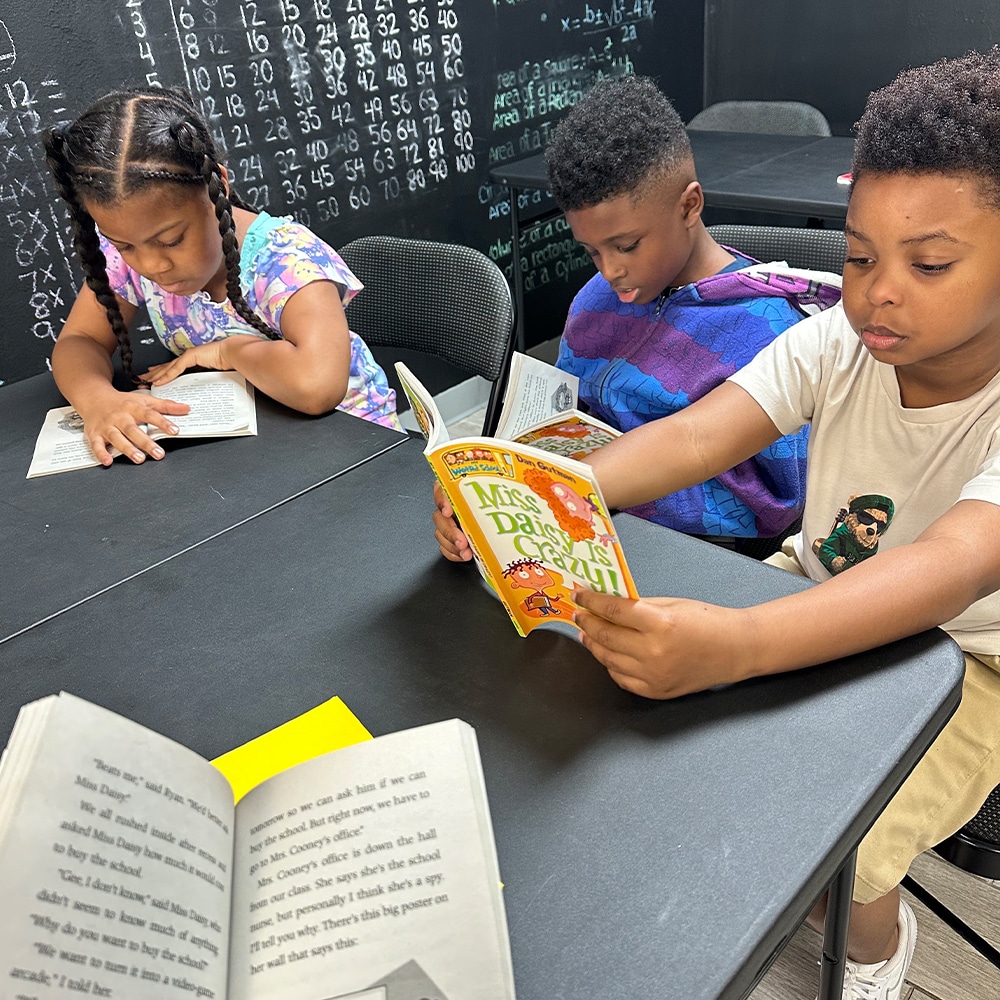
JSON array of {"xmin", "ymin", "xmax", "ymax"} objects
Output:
[
  {"xmin": 574, "ymin": 498, "xmax": 1000, "ymax": 699},
  {"xmin": 433, "ymin": 381, "xmax": 783, "ymax": 562},
  {"xmin": 143, "ymin": 280, "xmax": 352, "ymax": 417},
  {"xmin": 585, "ymin": 381, "xmax": 786, "ymax": 510}
]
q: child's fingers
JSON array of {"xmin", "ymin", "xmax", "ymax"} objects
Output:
[
  {"xmin": 86, "ymin": 434, "xmax": 115, "ymax": 468},
  {"xmin": 432, "ymin": 480, "xmax": 453, "ymax": 517},
  {"xmin": 434, "ymin": 517, "xmax": 472, "ymax": 561}
]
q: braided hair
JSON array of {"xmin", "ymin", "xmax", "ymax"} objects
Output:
[
  {"xmin": 853, "ymin": 48, "xmax": 1000, "ymax": 209},
  {"xmin": 42, "ymin": 85, "xmax": 278, "ymax": 381}
]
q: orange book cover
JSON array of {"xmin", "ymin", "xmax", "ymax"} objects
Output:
[{"xmin": 396, "ymin": 362, "xmax": 638, "ymax": 637}]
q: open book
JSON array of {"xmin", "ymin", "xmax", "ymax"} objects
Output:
[
  {"xmin": 396, "ymin": 356, "xmax": 637, "ymax": 637},
  {"xmin": 0, "ymin": 692, "xmax": 514, "ymax": 1000},
  {"xmin": 27, "ymin": 371, "xmax": 257, "ymax": 479}
]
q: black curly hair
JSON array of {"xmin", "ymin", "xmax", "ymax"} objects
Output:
[
  {"xmin": 853, "ymin": 48, "xmax": 1000, "ymax": 208},
  {"xmin": 42, "ymin": 85, "xmax": 278, "ymax": 381},
  {"xmin": 544, "ymin": 75, "xmax": 692, "ymax": 212}
]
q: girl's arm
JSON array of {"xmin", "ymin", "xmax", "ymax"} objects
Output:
[
  {"xmin": 52, "ymin": 286, "xmax": 191, "ymax": 466},
  {"xmin": 143, "ymin": 280, "xmax": 352, "ymax": 416},
  {"xmin": 573, "ymin": 498, "xmax": 1000, "ymax": 699}
]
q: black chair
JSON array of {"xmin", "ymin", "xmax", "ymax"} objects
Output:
[
  {"xmin": 707, "ymin": 224, "xmax": 847, "ymax": 274},
  {"xmin": 688, "ymin": 100, "xmax": 832, "ymax": 137},
  {"xmin": 902, "ymin": 784, "xmax": 1000, "ymax": 969},
  {"xmin": 338, "ymin": 235, "xmax": 516, "ymax": 435}
]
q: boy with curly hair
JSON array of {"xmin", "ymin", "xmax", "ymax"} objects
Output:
[
  {"xmin": 563, "ymin": 50, "xmax": 1000, "ymax": 999},
  {"xmin": 545, "ymin": 75, "xmax": 841, "ymax": 540}
]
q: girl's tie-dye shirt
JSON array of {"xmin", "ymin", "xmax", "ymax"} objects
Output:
[{"xmin": 99, "ymin": 212, "xmax": 400, "ymax": 429}]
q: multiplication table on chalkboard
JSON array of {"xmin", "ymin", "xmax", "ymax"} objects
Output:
[{"xmin": 0, "ymin": 0, "xmax": 703, "ymax": 385}]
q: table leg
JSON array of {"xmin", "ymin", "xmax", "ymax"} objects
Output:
[
  {"xmin": 506, "ymin": 184, "xmax": 526, "ymax": 353},
  {"xmin": 818, "ymin": 848, "xmax": 856, "ymax": 1000}
]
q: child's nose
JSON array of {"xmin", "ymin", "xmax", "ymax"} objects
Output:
[
  {"xmin": 864, "ymin": 266, "xmax": 899, "ymax": 306},
  {"xmin": 135, "ymin": 246, "xmax": 172, "ymax": 277},
  {"xmin": 600, "ymin": 257, "xmax": 627, "ymax": 284}
]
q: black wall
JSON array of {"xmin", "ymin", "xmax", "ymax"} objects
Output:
[
  {"xmin": 703, "ymin": 1, "xmax": 1000, "ymax": 137},
  {"xmin": 0, "ymin": 0, "xmax": 702, "ymax": 387}
]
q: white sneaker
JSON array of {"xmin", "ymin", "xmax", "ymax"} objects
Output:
[{"xmin": 838, "ymin": 899, "xmax": 918, "ymax": 1000}]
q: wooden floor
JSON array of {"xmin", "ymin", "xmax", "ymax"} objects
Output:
[
  {"xmin": 749, "ymin": 852, "xmax": 1000, "ymax": 999},
  {"xmin": 447, "ymin": 403, "xmax": 999, "ymax": 1000}
]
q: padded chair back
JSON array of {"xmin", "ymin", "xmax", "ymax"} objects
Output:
[
  {"xmin": 688, "ymin": 100, "xmax": 832, "ymax": 137},
  {"xmin": 338, "ymin": 235, "xmax": 515, "ymax": 434},
  {"xmin": 707, "ymin": 224, "xmax": 847, "ymax": 275}
]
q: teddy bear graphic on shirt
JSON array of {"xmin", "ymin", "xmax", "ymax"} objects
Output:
[{"xmin": 812, "ymin": 493, "xmax": 895, "ymax": 575}]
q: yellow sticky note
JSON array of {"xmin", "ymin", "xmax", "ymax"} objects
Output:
[{"xmin": 212, "ymin": 697, "xmax": 372, "ymax": 803}]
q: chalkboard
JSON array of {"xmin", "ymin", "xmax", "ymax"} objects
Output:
[{"xmin": 0, "ymin": 0, "xmax": 700, "ymax": 387}]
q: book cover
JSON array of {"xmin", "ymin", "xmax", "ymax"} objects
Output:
[{"xmin": 397, "ymin": 358, "xmax": 637, "ymax": 637}]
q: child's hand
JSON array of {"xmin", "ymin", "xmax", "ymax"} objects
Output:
[
  {"xmin": 79, "ymin": 388, "xmax": 190, "ymax": 466},
  {"xmin": 571, "ymin": 589, "xmax": 747, "ymax": 699},
  {"xmin": 142, "ymin": 340, "xmax": 243, "ymax": 386},
  {"xmin": 433, "ymin": 480, "xmax": 473, "ymax": 562}
]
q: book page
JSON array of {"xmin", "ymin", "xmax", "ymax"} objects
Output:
[
  {"xmin": 26, "ymin": 373, "xmax": 255, "ymax": 478},
  {"xmin": 152, "ymin": 372, "xmax": 255, "ymax": 437},
  {"xmin": 494, "ymin": 352, "xmax": 578, "ymax": 441},
  {"xmin": 0, "ymin": 693, "xmax": 235, "ymax": 1000},
  {"xmin": 25, "ymin": 407, "xmax": 102, "ymax": 478},
  {"xmin": 228, "ymin": 720, "xmax": 514, "ymax": 1000}
]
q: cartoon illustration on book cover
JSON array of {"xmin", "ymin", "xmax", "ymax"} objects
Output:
[
  {"xmin": 515, "ymin": 415, "xmax": 618, "ymax": 462},
  {"xmin": 432, "ymin": 442, "xmax": 636, "ymax": 635}
]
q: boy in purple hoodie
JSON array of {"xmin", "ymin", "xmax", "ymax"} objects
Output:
[
  {"xmin": 435, "ymin": 76, "xmax": 841, "ymax": 563},
  {"xmin": 548, "ymin": 76, "xmax": 841, "ymax": 539}
]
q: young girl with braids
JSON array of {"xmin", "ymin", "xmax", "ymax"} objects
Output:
[{"xmin": 43, "ymin": 86, "xmax": 400, "ymax": 467}]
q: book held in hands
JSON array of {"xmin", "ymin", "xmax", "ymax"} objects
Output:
[
  {"xmin": 26, "ymin": 371, "xmax": 257, "ymax": 479},
  {"xmin": 397, "ymin": 353, "xmax": 637, "ymax": 637},
  {"xmin": 0, "ymin": 693, "xmax": 515, "ymax": 999}
]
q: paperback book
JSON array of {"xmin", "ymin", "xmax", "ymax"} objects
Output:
[{"xmin": 397, "ymin": 354, "xmax": 637, "ymax": 637}]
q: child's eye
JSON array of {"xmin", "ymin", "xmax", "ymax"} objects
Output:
[
  {"xmin": 617, "ymin": 240, "xmax": 640, "ymax": 254},
  {"xmin": 159, "ymin": 236, "xmax": 184, "ymax": 248},
  {"xmin": 844, "ymin": 255, "xmax": 873, "ymax": 267},
  {"xmin": 914, "ymin": 262, "xmax": 952, "ymax": 274}
]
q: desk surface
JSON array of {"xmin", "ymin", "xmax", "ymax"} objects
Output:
[
  {"xmin": 0, "ymin": 436, "xmax": 964, "ymax": 1000},
  {"xmin": 490, "ymin": 132, "xmax": 855, "ymax": 221},
  {"xmin": 0, "ymin": 373, "xmax": 407, "ymax": 642}
]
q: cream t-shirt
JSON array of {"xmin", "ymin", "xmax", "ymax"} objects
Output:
[{"xmin": 729, "ymin": 302, "xmax": 1000, "ymax": 654}]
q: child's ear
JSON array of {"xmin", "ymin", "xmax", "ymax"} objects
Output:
[
  {"xmin": 218, "ymin": 163, "xmax": 231, "ymax": 196},
  {"xmin": 679, "ymin": 181, "xmax": 705, "ymax": 228}
]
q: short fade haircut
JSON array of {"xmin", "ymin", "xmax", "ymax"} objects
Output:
[
  {"xmin": 545, "ymin": 75, "xmax": 692, "ymax": 212},
  {"xmin": 853, "ymin": 47, "xmax": 1000, "ymax": 207}
]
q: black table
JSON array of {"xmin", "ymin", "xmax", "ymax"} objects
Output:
[
  {"xmin": 489, "ymin": 132, "xmax": 855, "ymax": 349},
  {"xmin": 0, "ymin": 373, "xmax": 408, "ymax": 642},
  {"xmin": 0, "ymin": 436, "xmax": 964, "ymax": 1000}
]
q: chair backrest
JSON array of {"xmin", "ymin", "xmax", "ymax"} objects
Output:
[
  {"xmin": 688, "ymin": 100, "xmax": 832, "ymax": 137},
  {"xmin": 707, "ymin": 224, "xmax": 847, "ymax": 275},
  {"xmin": 338, "ymin": 235, "xmax": 516, "ymax": 434}
]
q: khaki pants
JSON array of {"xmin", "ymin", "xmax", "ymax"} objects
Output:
[{"xmin": 766, "ymin": 544, "xmax": 1000, "ymax": 903}]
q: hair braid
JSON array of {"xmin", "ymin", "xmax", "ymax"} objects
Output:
[
  {"xmin": 43, "ymin": 125, "xmax": 138, "ymax": 378},
  {"xmin": 180, "ymin": 125, "xmax": 278, "ymax": 341}
]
